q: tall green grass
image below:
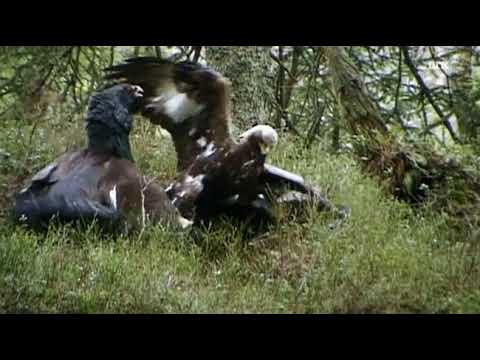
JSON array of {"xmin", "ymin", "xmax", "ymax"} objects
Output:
[{"xmin": 1, "ymin": 115, "xmax": 479, "ymax": 313}]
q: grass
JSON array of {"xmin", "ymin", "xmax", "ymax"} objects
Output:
[{"xmin": 1, "ymin": 112, "xmax": 480, "ymax": 314}]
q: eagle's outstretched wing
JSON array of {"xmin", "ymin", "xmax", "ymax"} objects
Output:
[
  {"xmin": 104, "ymin": 57, "xmax": 177, "ymax": 103},
  {"xmin": 104, "ymin": 57, "xmax": 233, "ymax": 171}
]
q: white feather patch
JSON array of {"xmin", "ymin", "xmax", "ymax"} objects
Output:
[
  {"xmin": 242, "ymin": 160, "xmax": 255, "ymax": 168},
  {"xmin": 163, "ymin": 93, "xmax": 205, "ymax": 124},
  {"xmin": 109, "ymin": 186, "xmax": 118, "ymax": 210},
  {"xmin": 177, "ymin": 215, "xmax": 194, "ymax": 229},
  {"xmin": 202, "ymin": 143, "xmax": 216, "ymax": 157},
  {"xmin": 184, "ymin": 174, "xmax": 205, "ymax": 193},
  {"xmin": 230, "ymin": 194, "xmax": 240, "ymax": 202},
  {"xmin": 240, "ymin": 125, "xmax": 278, "ymax": 145},
  {"xmin": 31, "ymin": 163, "xmax": 57, "ymax": 183},
  {"xmin": 260, "ymin": 126, "xmax": 279, "ymax": 147},
  {"xmin": 266, "ymin": 165, "xmax": 304, "ymax": 184},
  {"xmin": 197, "ymin": 137, "xmax": 207, "ymax": 148}
]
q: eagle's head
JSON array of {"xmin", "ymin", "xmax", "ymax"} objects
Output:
[{"xmin": 239, "ymin": 125, "xmax": 279, "ymax": 155}]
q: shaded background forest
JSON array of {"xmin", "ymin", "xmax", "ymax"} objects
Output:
[{"xmin": 3, "ymin": 46, "xmax": 480, "ymax": 142}]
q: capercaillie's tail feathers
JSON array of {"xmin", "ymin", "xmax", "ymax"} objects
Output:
[{"xmin": 13, "ymin": 190, "xmax": 120, "ymax": 229}]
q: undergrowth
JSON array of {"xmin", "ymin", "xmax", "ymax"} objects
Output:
[{"xmin": 1, "ymin": 113, "xmax": 479, "ymax": 313}]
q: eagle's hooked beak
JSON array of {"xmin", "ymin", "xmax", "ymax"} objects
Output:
[
  {"xmin": 259, "ymin": 143, "xmax": 273, "ymax": 155},
  {"xmin": 258, "ymin": 126, "xmax": 279, "ymax": 155}
]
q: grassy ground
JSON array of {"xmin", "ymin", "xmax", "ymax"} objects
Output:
[{"xmin": 1, "ymin": 114, "xmax": 480, "ymax": 314}]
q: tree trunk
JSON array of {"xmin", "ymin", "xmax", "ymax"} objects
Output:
[
  {"xmin": 322, "ymin": 46, "xmax": 480, "ymax": 235},
  {"xmin": 450, "ymin": 46, "xmax": 479, "ymax": 142},
  {"xmin": 205, "ymin": 46, "xmax": 274, "ymax": 131},
  {"xmin": 273, "ymin": 46, "xmax": 303, "ymax": 132}
]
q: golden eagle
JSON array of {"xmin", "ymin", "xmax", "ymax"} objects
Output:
[{"xmin": 104, "ymin": 58, "xmax": 335, "ymax": 225}]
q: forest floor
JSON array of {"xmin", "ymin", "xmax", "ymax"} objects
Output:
[{"xmin": 1, "ymin": 115, "xmax": 480, "ymax": 314}]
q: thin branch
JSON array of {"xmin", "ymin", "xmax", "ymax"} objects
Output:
[
  {"xmin": 393, "ymin": 47, "xmax": 403, "ymax": 116},
  {"xmin": 305, "ymin": 104, "xmax": 326, "ymax": 148},
  {"xmin": 421, "ymin": 93, "xmax": 429, "ymax": 130},
  {"xmin": 420, "ymin": 111, "xmax": 455, "ymax": 135},
  {"xmin": 437, "ymin": 63, "xmax": 454, "ymax": 107},
  {"xmin": 269, "ymin": 48, "xmax": 294, "ymax": 79},
  {"xmin": 283, "ymin": 46, "xmax": 302, "ymax": 107},
  {"xmin": 401, "ymin": 46, "xmax": 460, "ymax": 143}
]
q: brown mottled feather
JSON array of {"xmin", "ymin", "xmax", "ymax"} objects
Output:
[{"xmin": 105, "ymin": 57, "xmax": 234, "ymax": 171}]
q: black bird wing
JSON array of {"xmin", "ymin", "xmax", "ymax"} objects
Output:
[
  {"xmin": 22, "ymin": 154, "xmax": 66, "ymax": 192},
  {"xmin": 14, "ymin": 151, "xmax": 120, "ymax": 229},
  {"xmin": 15, "ymin": 189, "xmax": 119, "ymax": 229}
]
